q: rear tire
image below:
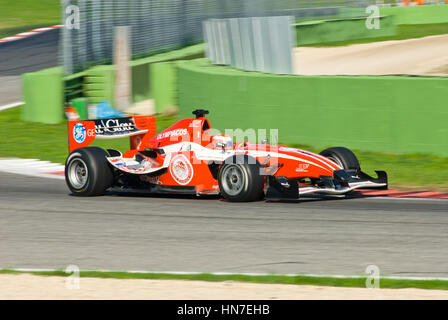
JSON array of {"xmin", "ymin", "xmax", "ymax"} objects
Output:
[
  {"xmin": 319, "ymin": 147, "xmax": 360, "ymax": 172},
  {"xmin": 65, "ymin": 147, "xmax": 113, "ymax": 196},
  {"xmin": 218, "ymin": 155, "xmax": 264, "ymax": 202}
]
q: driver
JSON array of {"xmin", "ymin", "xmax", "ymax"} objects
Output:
[{"xmin": 209, "ymin": 134, "xmax": 234, "ymax": 150}]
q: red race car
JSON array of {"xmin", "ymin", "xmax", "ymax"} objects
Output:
[{"xmin": 65, "ymin": 109, "xmax": 387, "ymax": 201}]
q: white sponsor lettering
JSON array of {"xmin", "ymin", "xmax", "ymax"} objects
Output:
[
  {"xmin": 157, "ymin": 129, "xmax": 188, "ymax": 140},
  {"xmin": 87, "ymin": 129, "xmax": 95, "ymax": 137},
  {"xmin": 296, "ymin": 163, "xmax": 310, "ymax": 172},
  {"xmin": 95, "ymin": 119, "xmax": 135, "ymax": 134}
]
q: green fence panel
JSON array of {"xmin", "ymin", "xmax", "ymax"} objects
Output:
[
  {"xmin": 131, "ymin": 43, "xmax": 205, "ymax": 103},
  {"xmin": 22, "ymin": 67, "xmax": 64, "ymax": 124},
  {"xmin": 132, "ymin": 64, "xmax": 150, "ymax": 103},
  {"xmin": 177, "ymin": 59, "xmax": 448, "ymax": 157},
  {"xmin": 71, "ymin": 98, "xmax": 89, "ymax": 120},
  {"xmin": 151, "ymin": 62, "xmax": 178, "ymax": 114},
  {"xmin": 296, "ymin": 16, "xmax": 397, "ymax": 45},
  {"xmin": 381, "ymin": 4, "xmax": 448, "ymax": 25},
  {"xmin": 79, "ymin": 43, "xmax": 205, "ymax": 107},
  {"xmin": 84, "ymin": 65, "xmax": 115, "ymax": 107},
  {"xmin": 21, "ymin": 44, "xmax": 205, "ymax": 124}
]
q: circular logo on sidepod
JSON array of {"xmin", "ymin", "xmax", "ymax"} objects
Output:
[
  {"xmin": 169, "ymin": 154, "xmax": 194, "ymax": 185},
  {"xmin": 73, "ymin": 123, "xmax": 86, "ymax": 143}
]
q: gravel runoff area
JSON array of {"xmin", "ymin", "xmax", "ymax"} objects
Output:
[
  {"xmin": 1, "ymin": 274, "xmax": 448, "ymax": 300},
  {"xmin": 294, "ymin": 34, "xmax": 448, "ymax": 76}
]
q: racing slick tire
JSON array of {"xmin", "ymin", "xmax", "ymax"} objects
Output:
[
  {"xmin": 218, "ymin": 155, "xmax": 264, "ymax": 202},
  {"xmin": 319, "ymin": 147, "xmax": 360, "ymax": 172},
  {"xmin": 65, "ymin": 147, "xmax": 113, "ymax": 196}
]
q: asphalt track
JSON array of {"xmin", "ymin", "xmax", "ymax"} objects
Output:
[
  {"xmin": 0, "ymin": 29, "xmax": 59, "ymax": 76},
  {"xmin": 0, "ymin": 29, "xmax": 447, "ymax": 278},
  {"xmin": 1, "ymin": 171, "xmax": 447, "ymax": 277},
  {"xmin": 0, "ymin": 29, "xmax": 59, "ymax": 105}
]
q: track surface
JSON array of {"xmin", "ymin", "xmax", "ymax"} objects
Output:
[
  {"xmin": 1, "ymin": 172, "xmax": 447, "ymax": 277},
  {"xmin": 0, "ymin": 29, "xmax": 59, "ymax": 76},
  {"xmin": 0, "ymin": 76, "xmax": 22, "ymax": 105},
  {"xmin": 0, "ymin": 29, "xmax": 59, "ymax": 105}
]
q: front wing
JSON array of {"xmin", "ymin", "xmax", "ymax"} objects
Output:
[{"xmin": 266, "ymin": 170, "xmax": 388, "ymax": 200}]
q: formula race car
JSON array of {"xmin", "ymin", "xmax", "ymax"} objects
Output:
[{"xmin": 65, "ymin": 109, "xmax": 387, "ymax": 201}]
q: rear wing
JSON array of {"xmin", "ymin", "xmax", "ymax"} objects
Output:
[{"xmin": 68, "ymin": 116, "xmax": 156, "ymax": 153}]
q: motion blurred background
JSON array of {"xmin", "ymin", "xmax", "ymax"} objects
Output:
[{"xmin": 1, "ymin": 1, "xmax": 448, "ymax": 300}]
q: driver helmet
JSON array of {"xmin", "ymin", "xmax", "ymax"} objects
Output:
[{"xmin": 211, "ymin": 134, "xmax": 233, "ymax": 149}]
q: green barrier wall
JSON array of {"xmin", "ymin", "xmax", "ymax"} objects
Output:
[
  {"xmin": 84, "ymin": 65, "xmax": 115, "ymax": 105},
  {"xmin": 296, "ymin": 16, "xmax": 397, "ymax": 45},
  {"xmin": 381, "ymin": 4, "xmax": 448, "ymax": 25},
  {"xmin": 22, "ymin": 67, "xmax": 64, "ymax": 124},
  {"xmin": 22, "ymin": 44, "xmax": 204, "ymax": 123},
  {"xmin": 151, "ymin": 62, "xmax": 178, "ymax": 114},
  {"xmin": 177, "ymin": 59, "xmax": 448, "ymax": 157},
  {"xmin": 80, "ymin": 43, "xmax": 204, "ymax": 108},
  {"xmin": 71, "ymin": 98, "xmax": 89, "ymax": 120},
  {"xmin": 130, "ymin": 43, "xmax": 204, "ymax": 104}
]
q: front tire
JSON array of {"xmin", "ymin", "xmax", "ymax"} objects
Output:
[
  {"xmin": 218, "ymin": 155, "xmax": 264, "ymax": 202},
  {"xmin": 319, "ymin": 147, "xmax": 360, "ymax": 172},
  {"xmin": 65, "ymin": 147, "xmax": 113, "ymax": 196}
]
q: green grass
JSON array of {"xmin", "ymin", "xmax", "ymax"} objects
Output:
[
  {"xmin": 0, "ymin": 0, "xmax": 60, "ymax": 36},
  {"xmin": 307, "ymin": 23, "xmax": 448, "ymax": 47},
  {"xmin": 1, "ymin": 106, "xmax": 448, "ymax": 189},
  {"xmin": 1, "ymin": 269, "xmax": 448, "ymax": 291}
]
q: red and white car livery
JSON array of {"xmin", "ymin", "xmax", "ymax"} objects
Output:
[{"xmin": 65, "ymin": 110, "xmax": 387, "ymax": 201}]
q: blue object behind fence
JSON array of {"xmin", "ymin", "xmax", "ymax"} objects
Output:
[{"xmin": 96, "ymin": 101, "xmax": 127, "ymax": 119}]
